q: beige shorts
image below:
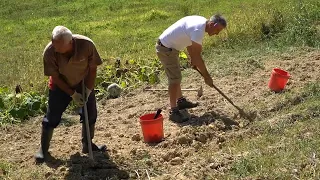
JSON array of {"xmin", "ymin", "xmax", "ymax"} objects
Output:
[{"xmin": 156, "ymin": 43, "xmax": 181, "ymax": 84}]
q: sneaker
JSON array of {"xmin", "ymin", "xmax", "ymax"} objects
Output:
[
  {"xmin": 169, "ymin": 108, "xmax": 189, "ymax": 123},
  {"xmin": 177, "ymin": 97, "xmax": 199, "ymax": 110}
]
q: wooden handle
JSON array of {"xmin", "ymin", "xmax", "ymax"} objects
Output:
[{"xmin": 154, "ymin": 109, "xmax": 162, "ymax": 119}]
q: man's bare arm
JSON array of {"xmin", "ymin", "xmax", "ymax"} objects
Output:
[
  {"xmin": 187, "ymin": 41, "xmax": 211, "ymax": 79},
  {"xmin": 51, "ymin": 75, "xmax": 74, "ymax": 96},
  {"xmin": 85, "ymin": 66, "xmax": 97, "ymax": 90}
]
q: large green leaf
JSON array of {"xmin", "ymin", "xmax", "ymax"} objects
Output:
[
  {"xmin": 148, "ymin": 73, "xmax": 159, "ymax": 84},
  {"xmin": 31, "ymin": 101, "xmax": 41, "ymax": 111},
  {"xmin": 9, "ymin": 108, "xmax": 28, "ymax": 119}
]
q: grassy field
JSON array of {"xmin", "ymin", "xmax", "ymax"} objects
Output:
[
  {"xmin": 0, "ymin": 0, "xmax": 320, "ymax": 179},
  {"xmin": 215, "ymin": 82, "xmax": 320, "ymax": 179},
  {"xmin": 0, "ymin": 0, "xmax": 319, "ymax": 91}
]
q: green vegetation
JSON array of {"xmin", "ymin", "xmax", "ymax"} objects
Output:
[
  {"xmin": 0, "ymin": 0, "xmax": 319, "ymax": 123},
  {"xmin": 0, "ymin": 1, "xmax": 320, "ymax": 178},
  {"xmin": 1, "ymin": 0, "xmax": 319, "ymax": 90},
  {"xmin": 0, "ymin": 161, "xmax": 14, "ymax": 178},
  {"xmin": 0, "ymin": 0, "xmax": 319, "ymax": 136},
  {"xmin": 0, "ymin": 87, "xmax": 47, "ymax": 125},
  {"xmin": 219, "ymin": 82, "xmax": 320, "ymax": 179}
]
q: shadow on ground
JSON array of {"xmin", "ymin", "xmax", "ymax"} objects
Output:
[{"xmin": 64, "ymin": 152, "xmax": 129, "ymax": 180}]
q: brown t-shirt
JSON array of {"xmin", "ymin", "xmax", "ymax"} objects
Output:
[{"xmin": 43, "ymin": 34, "xmax": 102, "ymax": 87}]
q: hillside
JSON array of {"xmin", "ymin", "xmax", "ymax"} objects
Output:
[{"xmin": 0, "ymin": 0, "xmax": 319, "ymax": 179}]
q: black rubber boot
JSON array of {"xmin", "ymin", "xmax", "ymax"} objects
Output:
[
  {"xmin": 35, "ymin": 127, "xmax": 54, "ymax": 163},
  {"xmin": 82, "ymin": 123, "xmax": 107, "ymax": 154}
]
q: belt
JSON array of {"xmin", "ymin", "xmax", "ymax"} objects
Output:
[{"xmin": 157, "ymin": 39, "xmax": 169, "ymax": 49}]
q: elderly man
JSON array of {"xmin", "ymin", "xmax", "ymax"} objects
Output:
[
  {"xmin": 156, "ymin": 14, "xmax": 227, "ymax": 123},
  {"xmin": 35, "ymin": 26, "xmax": 106, "ymax": 163}
]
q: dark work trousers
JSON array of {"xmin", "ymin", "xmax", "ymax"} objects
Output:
[{"xmin": 42, "ymin": 83, "xmax": 97, "ymax": 129}]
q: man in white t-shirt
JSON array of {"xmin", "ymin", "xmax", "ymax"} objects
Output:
[{"xmin": 156, "ymin": 14, "xmax": 227, "ymax": 123}]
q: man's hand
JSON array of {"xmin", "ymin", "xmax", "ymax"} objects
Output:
[
  {"xmin": 85, "ymin": 87, "xmax": 92, "ymax": 102},
  {"xmin": 71, "ymin": 92, "xmax": 85, "ymax": 107},
  {"xmin": 192, "ymin": 65, "xmax": 214, "ymax": 87}
]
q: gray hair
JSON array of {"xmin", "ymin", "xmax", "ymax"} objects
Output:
[
  {"xmin": 52, "ymin": 26, "xmax": 73, "ymax": 43},
  {"xmin": 209, "ymin": 14, "xmax": 227, "ymax": 27}
]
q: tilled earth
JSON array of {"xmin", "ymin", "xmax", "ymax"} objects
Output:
[{"xmin": 0, "ymin": 50, "xmax": 319, "ymax": 179}]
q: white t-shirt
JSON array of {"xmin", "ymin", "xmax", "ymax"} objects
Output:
[{"xmin": 159, "ymin": 15, "xmax": 207, "ymax": 51}]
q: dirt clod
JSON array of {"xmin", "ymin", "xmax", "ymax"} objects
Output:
[
  {"xmin": 130, "ymin": 148, "xmax": 137, "ymax": 155},
  {"xmin": 217, "ymin": 136, "xmax": 226, "ymax": 143},
  {"xmin": 23, "ymin": 134, "xmax": 31, "ymax": 139},
  {"xmin": 159, "ymin": 141, "xmax": 170, "ymax": 148},
  {"xmin": 170, "ymin": 157, "xmax": 184, "ymax": 165},
  {"xmin": 133, "ymin": 149, "xmax": 149, "ymax": 160},
  {"xmin": 44, "ymin": 171, "xmax": 53, "ymax": 179},
  {"xmin": 209, "ymin": 163, "xmax": 220, "ymax": 169},
  {"xmin": 105, "ymin": 133, "xmax": 112, "ymax": 137},
  {"xmin": 192, "ymin": 141, "xmax": 202, "ymax": 151},
  {"xmin": 176, "ymin": 135, "xmax": 194, "ymax": 145},
  {"xmin": 127, "ymin": 113, "xmax": 135, "ymax": 119},
  {"xmin": 196, "ymin": 133, "xmax": 208, "ymax": 143},
  {"xmin": 58, "ymin": 166, "xmax": 67, "ymax": 172},
  {"xmin": 162, "ymin": 151, "xmax": 180, "ymax": 162},
  {"xmin": 215, "ymin": 121, "xmax": 226, "ymax": 131},
  {"xmin": 131, "ymin": 134, "xmax": 141, "ymax": 141},
  {"xmin": 146, "ymin": 159, "xmax": 153, "ymax": 166}
]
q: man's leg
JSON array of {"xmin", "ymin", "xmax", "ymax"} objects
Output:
[
  {"xmin": 176, "ymin": 84, "xmax": 183, "ymax": 102},
  {"xmin": 35, "ymin": 87, "xmax": 71, "ymax": 163},
  {"xmin": 169, "ymin": 83, "xmax": 181, "ymax": 108},
  {"xmin": 79, "ymin": 90, "xmax": 106, "ymax": 153},
  {"xmin": 168, "ymin": 82, "xmax": 189, "ymax": 123},
  {"xmin": 156, "ymin": 44, "xmax": 189, "ymax": 123}
]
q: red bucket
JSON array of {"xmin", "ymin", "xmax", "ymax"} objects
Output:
[
  {"xmin": 268, "ymin": 68, "xmax": 290, "ymax": 92},
  {"xmin": 139, "ymin": 113, "xmax": 164, "ymax": 143}
]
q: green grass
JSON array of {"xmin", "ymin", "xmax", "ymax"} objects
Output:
[
  {"xmin": 0, "ymin": 0, "xmax": 319, "ymax": 91},
  {"xmin": 0, "ymin": 1, "xmax": 319, "ymax": 177},
  {"xmin": 212, "ymin": 82, "xmax": 320, "ymax": 179},
  {"xmin": 0, "ymin": 160, "xmax": 14, "ymax": 179},
  {"xmin": 226, "ymin": 119, "xmax": 320, "ymax": 179}
]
